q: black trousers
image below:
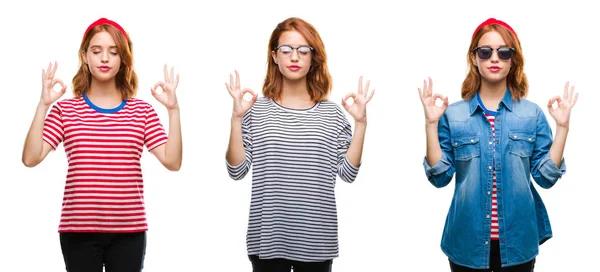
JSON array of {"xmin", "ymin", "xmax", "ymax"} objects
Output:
[
  {"xmin": 249, "ymin": 255, "xmax": 333, "ymax": 272},
  {"xmin": 59, "ymin": 232, "xmax": 146, "ymax": 272},
  {"xmin": 450, "ymin": 240, "xmax": 535, "ymax": 272}
]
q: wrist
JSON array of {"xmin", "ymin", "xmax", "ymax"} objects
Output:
[
  {"xmin": 37, "ymin": 100, "xmax": 51, "ymax": 110},
  {"xmin": 231, "ymin": 115, "xmax": 243, "ymax": 122},
  {"xmin": 355, "ymin": 118, "xmax": 367, "ymax": 124},
  {"xmin": 556, "ymin": 123, "xmax": 570, "ymax": 130},
  {"xmin": 355, "ymin": 120, "xmax": 367, "ymax": 128},
  {"xmin": 167, "ymin": 105, "xmax": 180, "ymax": 112},
  {"xmin": 425, "ymin": 122, "xmax": 438, "ymax": 129}
]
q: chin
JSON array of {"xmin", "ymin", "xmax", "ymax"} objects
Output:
[
  {"xmin": 482, "ymin": 74, "xmax": 509, "ymax": 83},
  {"xmin": 92, "ymin": 73, "xmax": 118, "ymax": 82},
  {"xmin": 283, "ymin": 73, "xmax": 308, "ymax": 81}
]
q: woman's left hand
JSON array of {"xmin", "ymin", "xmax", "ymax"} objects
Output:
[
  {"xmin": 342, "ymin": 76, "xmax": 375, "ymax": 123},
  {"xmin": 152, "ymin": 64, "xmax": 180, "ymax": 110},
  {"xmin": 548, "ymin": 81, "xmax": 578, "ymax": 128}
]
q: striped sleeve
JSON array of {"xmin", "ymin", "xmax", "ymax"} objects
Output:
[
  {"xmin": 42, "ymin": 104, "xmax": 64, "ymax": 150},
  {"xmin": 226, "ymin": 110, "xmax": 253, "ymax": 180},
  {"xmin": 336, "ymin": 109, "xmax": 360, "ymax": 183},
  {"xmin": 144, "ymin": 104, "xmax": 168, "ymax": 151}
]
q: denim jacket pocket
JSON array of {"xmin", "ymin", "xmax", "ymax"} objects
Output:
[
  {"xmin": 508, "ymin": 131, "xmax": 536, "ymax": 157},
  {"xmin": 452, "ymin": 134, "xmax": 480, "ymax": 161}
]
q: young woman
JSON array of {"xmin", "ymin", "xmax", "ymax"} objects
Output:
[
  {"xmin": 21, "ymin": 18, "xmax": 182, "ymax": 271},
  {"xmin": 419, "ymin": 18, "xmax": 578, "ymax": 271},
  {"xmin": 225, "ymin": 17, "xmax": 374, "ymax": 272}
]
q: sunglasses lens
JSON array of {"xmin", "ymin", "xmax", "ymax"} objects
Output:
[
  {"xmin": 477, "ymin": 48, "xmax": 493, "ymax": 59},
  {"xmin": 498, "ymin": 48, "xmax": 514, "ymax": 60}
]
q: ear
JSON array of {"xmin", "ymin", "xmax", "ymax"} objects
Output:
[
  {"xmin": 81, "ymin": 50, "xmax": 88, "ymax": 64},
  {"xmin": 470, "ymin": 52, "xmax": 477, "ymax": 67},
  {"xmin": 271, "ymin": 50, "xmax": 278, "ymax": 65}
]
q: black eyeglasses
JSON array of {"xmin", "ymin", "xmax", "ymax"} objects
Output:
[
  {"xmin": 275, "ymin": 45, "xmax": 314, "ymax": 58},
  {"xmin": 473, "ymin": 46, "xmax": 515, "ymax": 60}
]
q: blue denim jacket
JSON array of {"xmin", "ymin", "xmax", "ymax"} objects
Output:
[{"xmin": 423, "ymin": 89, "xmax": 566, "ymax": 269}]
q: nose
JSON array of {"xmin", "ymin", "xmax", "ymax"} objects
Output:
[
  {"xmin": 290, "ymin": 49, "xmax": 299, "ymax": 62},
  {"xmin": 101, "ymin": 51, "xmax": 110, "ymax": 63},
  {"xmin": 490, "ymin": 50, "xmax": 500, "ymax": 63}
]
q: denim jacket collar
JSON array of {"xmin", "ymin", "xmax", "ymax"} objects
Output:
[{"xmin": 469, "ymin": 88, "xmax": 514, "ymax": 116}]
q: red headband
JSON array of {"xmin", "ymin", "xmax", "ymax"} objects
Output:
[
  {"xmin": 472, "ymin": 18, "xmax": 518, "ymax": 40},
  {"xmin": 83, "ymin": 18, "xmax": 128, "ymax": 41}
]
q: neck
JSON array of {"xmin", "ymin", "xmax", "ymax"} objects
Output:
[
  {"xmin": 278, "ymin": 78, "xmax": 313, "ymax": 108},
  {"xmin": 478, "ymin": 79, "xmax": 507, "ymax": 111},
  {"xmin": 86, "ymin": 79, "xmax": 123, "ymax": 108}
]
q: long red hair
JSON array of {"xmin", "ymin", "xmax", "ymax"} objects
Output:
[
  {"xmin": 262, "ymin": 17, "xmax": 332, "ymax": 102},
  {"xmin": 72, "ymin": 24, "xmax": 138, "ymax": 100},
  {"xmin": 461, "ymin": 24, "xmax": 528, "ymax": 100}
]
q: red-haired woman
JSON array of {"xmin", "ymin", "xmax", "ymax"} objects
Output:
[
  {"xmin": 419, "ymin": 18, "xmax": 578, "ymax": 271},
  {"xmin": 22, "ymin": 18, "xmax": 182, "ymax": 271},
  {"xmin": 225, "ymin": 17, "xmax": 375, "ymax": 272}
]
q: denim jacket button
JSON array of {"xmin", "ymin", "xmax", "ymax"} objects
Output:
[
  {"xmin": 485, "ymin": 241, "xmax": 489, "ymax": 245},
  {"xmin": 486, "ymin": 214, "xmax": 490, "ymax": 218},
  {"xmin": 489, "ymin": 141, "xmax": 492, "ymax": 145},
  {"xmin": 488, "ymin": 166, "xmax": 492, "ymax": 170}
]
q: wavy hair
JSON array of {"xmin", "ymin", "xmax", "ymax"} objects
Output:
[
  {"xmin": 263, "ymin": 17, "xmax": 332, "ymax": 102},
  {"xmin": 461, "ymin": 24, "xmax": 528, "ymax": 100},
  {"xmin": 72, "ymin": 23, "xmax": 137, "ymax": 100}
]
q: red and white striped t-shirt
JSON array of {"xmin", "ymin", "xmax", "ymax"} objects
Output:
[
  {"xmin": 43, "ymin": 96, "xmax": 168, "ymax": 233},
  {"xmin": 485, "ymin": 113, "xmax": 499, "ymax": 240}
]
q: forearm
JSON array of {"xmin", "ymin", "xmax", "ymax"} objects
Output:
[
  {"xmin": 346, "ymin": 121, "xmax": 367, "ymax": 166},
  {"xmin": 226, "ymin": 116, "xmax": 245, "ymax": 166},
  {"xmin": 549, "ymin": 125, "xmax": 569, "ymax": 167},
  {"xmin": 163, "ymin": 107, "xmax": 182, "ymax": 170},
  {"xmin": 425, "ymin": 122, "xmax": 442, "ymax": 166},
  {"xmin": 22, "ymin": 102, "xmax": 50, "ymax": 167}
]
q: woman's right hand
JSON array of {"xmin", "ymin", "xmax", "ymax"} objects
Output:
[
  {"xmin": 41, "ymin": 61, "xmax": 66, "ymax": 106},
  {"xmin": 225, "ymin": 70, "xmax": 258, "ymax": 119},
  {"xmin": 418, "ymin": 77, "xmax": 448, "ymax": 124}
]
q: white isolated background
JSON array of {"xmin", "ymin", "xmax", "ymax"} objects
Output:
[{"xmin": 0, "ymin": 0, "xmax": 597, "ymax": 271}]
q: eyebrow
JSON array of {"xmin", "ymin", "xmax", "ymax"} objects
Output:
[
  {"xmin": 89, "ymin": 45, "xmax": 118, "ymax": 49},
  {"xmin": 477, "ymin": 44, "xmax": 508, "ymax": 47},
  {"xmin": 279, "ymin": 44, "xmax": 311, "ymax": 47}
]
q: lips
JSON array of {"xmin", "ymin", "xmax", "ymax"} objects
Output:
[
  {"xmin": 288, "ymin": 65, "xmax": 300, "ymax": 71},
  {"xmin": 488, "ymin": 66, "xmax": 501, "ymax": 72},
  {"xmin": 98, "ymin": 66, "xmax": 111, "ymax": 72}
]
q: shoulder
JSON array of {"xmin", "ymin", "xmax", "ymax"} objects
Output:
[
  {"xmin": 127, "ymin": 97, "xmax": 151, "ymax": 107},
  {"xmin": 56, "ymin": 97, "xmax": 84, "ymax": 106},
  {"xmin": 444, "ymin": 99, "xmax": 471, "ymax": 119},
  {"xmin": 255, "ymin": 96, "xmax": 271, "ymax": 106},
  {"xmin": 512, "ymin": 98, "xmax": 543, "ymax": 117},
  {"xmin": 317, "ymin": 100, "xmax": 350, "ymax": 123},
  {"xmin": 54, "ymin": 97, "xmax": 85, "ymax": 111},
  {"xmin": 318, "ymin": 100, "xmax": 343, "ymax": 112},
  {"xmin": 125, "ymin": 98, "xmax": 158, "ymax": 113},
  {"xmin": 513, "ymin": 97, "xmax": 541, "ymax": 110},
  {"xmin": 447, "ymin": 99, "xmax": 469, "ymax": 111},
  {"xmin": 248, "ymin": 96, "xmax": 271, "ymax": 113}
]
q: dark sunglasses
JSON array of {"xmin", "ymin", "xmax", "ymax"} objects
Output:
[{"xmin": 473, "ymin": 46, "xmax": 515, "ymax": 60}]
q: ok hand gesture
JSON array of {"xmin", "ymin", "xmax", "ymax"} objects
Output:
[
  {"xmin": 225, "ymin": 70, "xmax": 258, "ymax": 119},
  {"xmin": 418, "ymin": 77, "xmax": 448, "ymax": 124}
]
